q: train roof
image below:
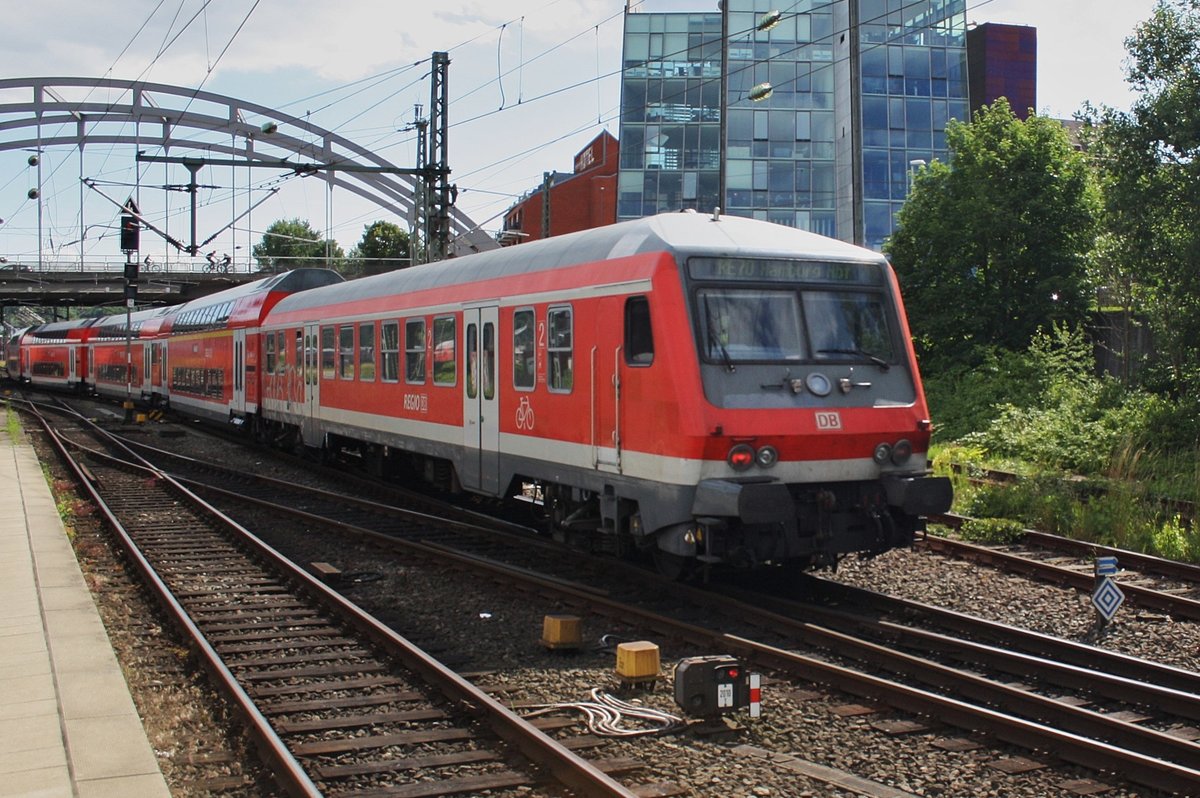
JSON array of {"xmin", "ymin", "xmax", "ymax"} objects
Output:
[
  {"xmin": 90, "ymin": 306, "xmax": 172, "ymax": 329},
  {"xmin": 270, "ymin": 212, "xmax": 887, "ymax": 315},
  {"xmin": 170, "ymin": 268, "xmax": 344, "ymax": 314}
]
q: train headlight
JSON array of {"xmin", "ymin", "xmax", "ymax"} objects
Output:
[
  {"xmin": 805, "ymin": 373, "xmax": 832, "ymax": 397},
  {"xmin": 755, "ymin": 445, "xmax": 778, "ymax": 468},
  {"xmin": 873, "ymin": 442, "xmax": 893, "ymax": 464},
  {"xmin": 891, "ymin": 439, "xmax": 913, "ymax": 464},
  {"xmin": 728, "ymin": 444, "xmax": 755, "ymax": 471}
]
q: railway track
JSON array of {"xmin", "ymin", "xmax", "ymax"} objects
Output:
[
  {"xmin": 927, "ymin": 512, "xmax": 1200, "ymax": 621},
  {"xmin": 59, "ymin": 408, "xmax": 1200, "ymax": 796},
  {"xmin": 27, "ymin": 400, "xmax": 638, "ymax": 798}
]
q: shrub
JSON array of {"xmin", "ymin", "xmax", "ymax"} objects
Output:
[{"xmin": 959, "ymin": 517, "xmax": 1027, "ymax": 544}]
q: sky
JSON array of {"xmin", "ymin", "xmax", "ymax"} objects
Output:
[{"xmin": 0, "ymin": 0, "xmax": 1160, "ymax": 267}]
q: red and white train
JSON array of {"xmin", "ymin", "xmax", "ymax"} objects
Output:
[{"xmin": 8, "ymin": 212, "xmax": 951, "ymax": 573}]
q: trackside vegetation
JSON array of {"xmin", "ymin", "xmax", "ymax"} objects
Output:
[{"xmin": 888, "ymin": 1, "xmax": 1200, "ymax": 562}]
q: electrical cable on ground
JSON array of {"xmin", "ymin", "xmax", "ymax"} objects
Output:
[{"xmin": 520, "ymin": 688, "xmax": 685, "ymax": 737}]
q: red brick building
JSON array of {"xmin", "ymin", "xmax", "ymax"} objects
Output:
[{"xmin": 500, "ymin": 132, "xmax": 618, "ymax": 245}]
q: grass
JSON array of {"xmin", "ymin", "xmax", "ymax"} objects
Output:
[
  {"xmin": 5, "ymin": 404, "xmax": 19, "ymax": 442},
  {"xmin": 932, "ymin": 444, "xmax": 1200, "ymax": 563}
]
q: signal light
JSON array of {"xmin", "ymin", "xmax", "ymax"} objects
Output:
[{"xmin": 728, "ymin": 444, "xmax": 755, "ymax": 471}]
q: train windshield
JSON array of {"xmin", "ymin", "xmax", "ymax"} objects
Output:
[{"xmin": 697, "ymin": 287, "xmax": 894, "ymax": 365}]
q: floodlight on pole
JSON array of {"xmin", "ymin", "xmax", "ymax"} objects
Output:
[
  {"xmin": 749, "ymin": 82, "xmax": 774, "ymax": 102},
  {"xmin": 757, "ymin": 10, "xmax": 783, "ymax": 31}
]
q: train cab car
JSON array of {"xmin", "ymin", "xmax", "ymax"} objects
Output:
[
  {"xmin": 22, "ymin": 318, "xmax": 99, "ymax": 393},
  {"xmin": 5, "ymin": 327, "xmax": 31, "ymax": 381},
  {"xmin": 160, "ymin": 269, "xmax": 343, "ymax": 424},
  {"xmin": 258, "ymin": 212, "xmax": 951, "ymax": 574},
  {"xmin": 89, "ymin": 307, "xmax": 172, "ymax": 405}
]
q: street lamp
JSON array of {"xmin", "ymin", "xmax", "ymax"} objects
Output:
[
  {"xmin": 28, "ymin": 151, "xmax": 42, "ymax": 270},
  {"xmin": 908, "ymin": 159, "xmax": 926, "ymax": 196}
]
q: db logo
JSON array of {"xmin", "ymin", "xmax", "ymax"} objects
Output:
[{"xmin": 815, "ymin": 411, "xmax": 842, "ymax": 430}]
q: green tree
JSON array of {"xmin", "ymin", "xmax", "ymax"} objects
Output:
[
  {"xmin": 1085, "ymin": 0, "xmax": 1200, "ymax": 387},
  {"xmin": 348, "ymin": 221, "xmax": 411, "ymax": 276},
  {"xmin": 885, "ymin": 99, "xmax": 1099, "ymax": 371},
  {"xmin": 252, "ymin": 218, "xmax": 345, "ymax": 272}
]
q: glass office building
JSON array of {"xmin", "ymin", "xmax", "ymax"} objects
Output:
[{"xmin": 617, "ymin": 0, "xmax": 970, "ymax": 250}]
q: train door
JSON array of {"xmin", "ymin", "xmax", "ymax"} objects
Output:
[
  {"xmin": 142, "ymin": 343, "xmax": 152, "ymax": 398},
  {"xmin": 68, "ymin": 346, "xmax": 78, "ymax": 388},
  {"xmin": 156, "ymin": 341, "xmax": 168, "ymax": 398},
  {"xmin": 232, "ymin": 328, "xmax": 247, "ymax": 414},
  {"xmin": 461, "ymin": 305, "xmax": 500, "ymax": 494},
  {"xmin": 593, "ymin": 297, "xmax": 623, "ymax": 473},
  {"xmin": 301, "ymin": 323, "xmax": 321, "ymax": 446}
]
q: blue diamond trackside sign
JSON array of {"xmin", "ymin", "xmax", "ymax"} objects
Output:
[{"xmin": 1092, "ymin": 577, "xmax": 1125, "ymax": 621}]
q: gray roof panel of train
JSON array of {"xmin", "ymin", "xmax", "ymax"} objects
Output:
[
  {"xmin": 171, "ymin": 268, "xmax": 344, "ymax": 314},
  {"xmin": 269, "ymin": 213, "xmax": 887, "ymax": 317}
]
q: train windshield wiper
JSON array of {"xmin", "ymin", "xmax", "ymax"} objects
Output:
[
  {"xmin": 703, "ymin": 298, "xmax": 735, "ymax": 373},
  {"xmin": 817, "ymin": 348, "xmax": 890, "ymax": 371}
]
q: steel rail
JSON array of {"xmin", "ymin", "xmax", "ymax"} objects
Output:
[
  {"xmin": 414, "ymin": 543, "xmax": 1200, "ymax": 794},
  {"xmin": 924, "ymin": 516, "xmax": 1200, "ymax": 621},
  {"xmin": 115, "ymin": 437, "xmax": 1200, "ymax": 793},
  {"xmin": 38, "ymin": 398, "xmax": 1200, "ymax": 793},
  {"xmin": 35, "ymin": 405, "xmax": 638, "ymax": 798},
  {"xmin": 26, "ymin": 407, "xmax": 323, "ymax": 798},
  {"xmin": 807, "ymin": 576, "xmax": 1200, "ymax": 696},
  {"xmin": 933, "ymin": 511, "xmax": 1200, "ymax": 583}
]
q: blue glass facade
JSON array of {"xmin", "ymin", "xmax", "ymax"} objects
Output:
[
  {"xmin": 617, "ymin": 12, "xmax": 725, "ymax": 219},
  {"xmin": 854, "ymin": 0, "xmax": 970, "ymax": 248},
  {"xmin": 618, "ymin": 0, "xmax": 969, "ymax": 250}
]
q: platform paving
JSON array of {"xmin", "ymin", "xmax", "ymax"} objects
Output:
[{"xmin": 0, "ymin": 432, "xmax": 170, "ymax": 797}]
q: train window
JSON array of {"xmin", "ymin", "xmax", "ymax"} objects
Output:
[
  {"xmin": 547, "ymin": 306, "xmax": 573, "ymax": 393},
  {"xmin": 624, "ymin": 296, "xmax": 654, "ymax": 366},
  {"xmin": 276, "ymin": 331, "xmax": 287, "ymax": 373},
  {"xmin": 483, "ymin": 322, "xmax": 495, "ymax": 401},
  {"xmin": 802, "ymin": 291, "xmax": 895, "ymax": 363},
  {"xmin": 405, "ymin": 319, "xmax": 426, "ymax": 384},
  {"xmin": 359, "ymin": 322, "xmax": 376, "ymax": 381},
  {"xmin": 339, "ymin": 325, "xmax": 355, "ymax": 379},
  {"xmin": 294, "ymin": 331, "xmax": 303, "ymax": 379},
  {"xmin": 698, "ymin": 289, "xmax": 803, "ymax": 363},
  {"xmin": 466, "ymin": 323, "xmax": 478, "ymax": 400},
  {"xmin": 265, "ymin": 333, "xmax": 276, "ymax": 374},
  {"xmin": 321, "ymin": 326, "xmax": 336, "ymax": 379},
  {"xmin": 432, "ymin": 316, "xmax": 456, "ymax": 386},
  {"xmin": 513, "ymin": 308, "xmax": 535, "ymax": 390},
  {"xmin": 381, "ymin": 321, "xmax": 400, "ymax": 382}
]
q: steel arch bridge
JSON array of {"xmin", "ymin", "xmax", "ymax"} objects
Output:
[{"xmin": 0, "ymin": 76, "xmax": 497, "ymax": 267}]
